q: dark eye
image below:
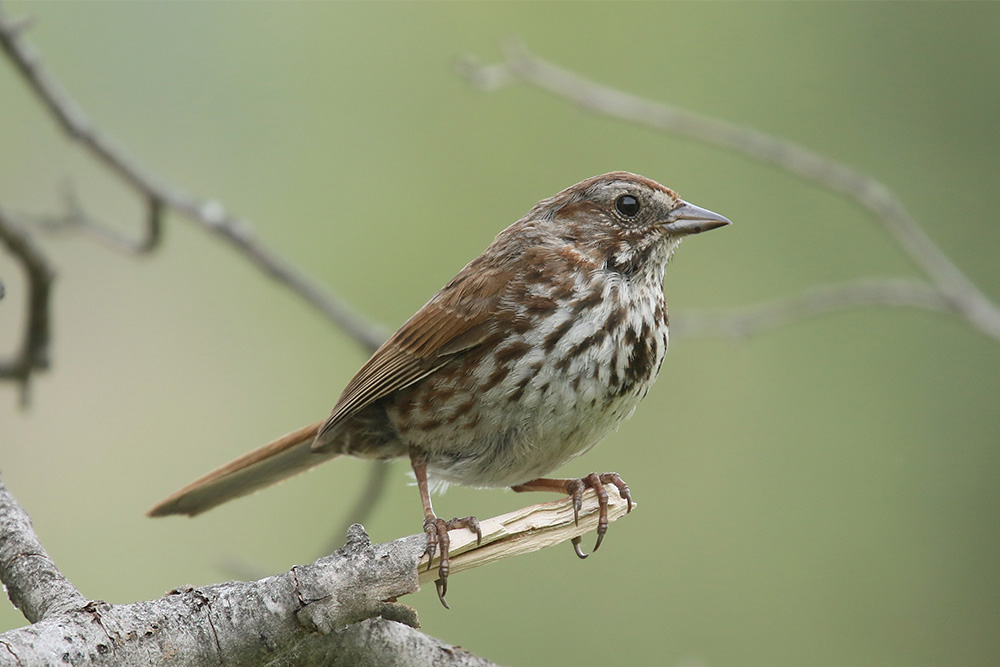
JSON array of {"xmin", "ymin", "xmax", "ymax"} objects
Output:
[{"xmin": 615, "ymin": 194, "xmax": 641, "ymax": 218}]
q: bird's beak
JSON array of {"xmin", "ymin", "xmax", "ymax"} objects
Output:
[{"xmin": 663, "ymin": 200, "xmax": 732, "ymax": 236}]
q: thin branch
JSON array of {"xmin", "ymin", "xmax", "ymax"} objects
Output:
[
  {"xmin": 31, "ymin": 185, "xmax": 164, "ymax": 255},
  {"xmin": 417, "ymin": 484, "xmax": 633, "ymax": 583},
  {"xmin": 458, "ymin": 41, "xmax": 1000, "ymax": 343},
  {"xmin": 672, "ymin": 279, "xmax": 953, "ymax": 340},
  {"xmin": 0, "ymin": 5, "xmax": 387, "ymax": 352},
  {"xmin": 0, "ymin": 205, "xmax": 56, "ymax": 404}
]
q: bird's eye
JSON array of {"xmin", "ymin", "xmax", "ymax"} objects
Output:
[{"xmin": 615, "ymin": 194, "xmax": 641, "ymax": 218}]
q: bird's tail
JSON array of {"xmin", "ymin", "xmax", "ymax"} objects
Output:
[{"xmin": 147, "ymin": 420, "xmax": 332, "ymax": 517}]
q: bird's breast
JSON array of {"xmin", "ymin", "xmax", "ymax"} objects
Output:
[{"xmin": 388, "ymin": 272, "xmax": 669, "ymax": 487}]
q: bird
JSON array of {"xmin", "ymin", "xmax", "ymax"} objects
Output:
[{"xmin": 149, "ymin": 171, "xmax": 731, "ymax": 606}]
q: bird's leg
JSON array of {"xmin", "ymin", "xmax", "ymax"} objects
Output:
[
  {"xmin": 409, "ymin": 447, "xmax": 481, "ymax": 608},
  {"xmin": 512, "ymin": 472, "xmax": 633, "ymax": 558}
]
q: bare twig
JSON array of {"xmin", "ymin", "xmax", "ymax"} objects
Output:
[
  {"xmin": 672, "ymin": 279, "xmax": 953, "ymax": 340},
  {"xmin": 0, "ymin": 205, "xmax": 56, "ymax": 403},
  {"xmin": 458, "ymin": 42, "xmax": 1000, "ymax": 343},
  {"xmin": 31, "ymin": 184, "xmax": 164, "ymax": 255},
  {"xmin": 0, "ymin": 4, "xmax": 387, "ymax": 352}
]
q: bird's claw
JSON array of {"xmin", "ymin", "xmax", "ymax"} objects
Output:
[
  {"xmin": 422, "ymin": 515, "xmax": 480, "ymax": 608},
  {"xmin": 574, "ymin": 472, "xmax": 632, "ymax": 553}
]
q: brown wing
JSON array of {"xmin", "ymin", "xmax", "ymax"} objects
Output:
[
  {"xmin": 314, "ymin": 258, "xmax": 513, "ymax": 448},
  {"xmin": 148, "ymin": 246, "xmax": 517, "ymax": 517}
]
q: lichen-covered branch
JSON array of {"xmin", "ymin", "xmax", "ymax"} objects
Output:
[{"xmin": 0, "ymin": 475, "xmax": 629, "ymax": 665}]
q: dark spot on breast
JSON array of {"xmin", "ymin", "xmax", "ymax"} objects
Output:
[
  {"xmin": 507, "ymin": 374, "xmax": 532, "ymax": 403},
  {"xmin": 495, "ymin": 341, "xmax": 531, "ymax": 365},
  {"xmin": 548, "ymin": 278, "xmax": 575, "ymax": 302},
  {"xmin": 571, "ymin": 289, "xmax": 603, "ymax": 314},
  {"xmin": 543, "ymin": 318, "xmax": 574, "ymax": 352},
  {"xmin": 479, "ymin": 363, "xmax": 511, "ymax": 392},
  {"xmin": 554, "ymin": 352, "xmax": 573, "ymax": 373},
  {"xmin": 623, "ymin": 326, "xmax": 639, "ymax": 347},
  {"xmin": 522, "ymin": 293, "xmax": 558, "ymax": 316},
  {"xmin": 436, "ymin": 385, "xmax": 456, "ymax": 402},
  {"xmin": 619, "ymin": 321, "xmax": 656, "ymax": 395},
  {"xmin": 511, "ymin": 317, "xmax": 533, "ymax": 334},
  {"xmin": 418, "ymin": 383, "xmax": 455, "ymax": 413},
  {"xmin": 605, "ymin": 306, "xmax": 626, "ymax": 332},
  {"xmin": 654, "ymin": 300, "xmax": 667, "ymax": 327},
  {"xmin": 567, "ymin": 329, "xmax": 607, "ymax": 357}
]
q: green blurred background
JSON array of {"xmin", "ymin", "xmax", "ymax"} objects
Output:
[{"xmin": 2, "ymin": 3, "xmax": 998, "ymax": 665}]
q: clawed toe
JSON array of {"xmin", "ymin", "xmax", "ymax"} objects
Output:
[
  {"xmin": 447, "ymin": 515, "xmax": 482, "ymax": 546},
  {"xmin": 566, "ymin": 472, "xmax": 633, "ymax": 555},
  {"xmin": 422, "ymin": 514, "xmax": 480, "ymax": 608},
  {"xmin": 514, "ymin": 472, "xmax": 634, "ymax": 558}
]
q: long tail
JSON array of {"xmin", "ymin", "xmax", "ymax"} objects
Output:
[{"xmin": 147, "ymin": 420, "xmax": 331, "ymax": 517}]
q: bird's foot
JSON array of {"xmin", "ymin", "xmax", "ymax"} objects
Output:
[
  {"xmin": 512, "ymin": 472, "xmax": 633, "ymax": 558},
  {"xmin": 422, "ymin": 515, "xmax": 482, "ymax": 608}
]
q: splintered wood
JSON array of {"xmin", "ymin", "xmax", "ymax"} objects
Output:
[{"xmin": 417, "ymin": 483, "xmax": 635, "ymax": 585}]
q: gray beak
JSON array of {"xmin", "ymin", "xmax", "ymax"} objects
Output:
[{"xmin": 664, "ymin": 200, "xmax": 732, "ymax": 236}]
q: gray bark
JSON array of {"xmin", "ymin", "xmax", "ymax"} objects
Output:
[{"xmin": 0, "ymin": 479, "xmax": 499, "ymax": 666}]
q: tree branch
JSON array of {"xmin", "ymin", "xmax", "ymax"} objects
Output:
[
  {"xmin": 458, "ymin": 41, "xmax": 1000, "ymax": 343},
  {"xmin": 0, "ymin": 473, "xmax": 629, "ymax": 664},
  {"xmin": 0, "ymin": 4, "xmax": 387, "ymax": 353},
  {"xmin": 0, "ymin": 205, "xmax": 56, "ymax": 403},
  {"xmin": 30, "ymin": 184, "xmax": 164, "ymax": 255},
  {"xmin": 0, "ymin": 478, "xmax": 88, "ymax": 624},
  {"xmin": 418, "ymin": 483, "xmax": 632, "ymax": 582},
  {"xmin": 671, "ymin": 279, "xmax": 953, "ymax": 340}
]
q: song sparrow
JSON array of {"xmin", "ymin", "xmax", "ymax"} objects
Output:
[{"xmin": 149, "ymin": 172, "xmax": 730, "ymax": 606}]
